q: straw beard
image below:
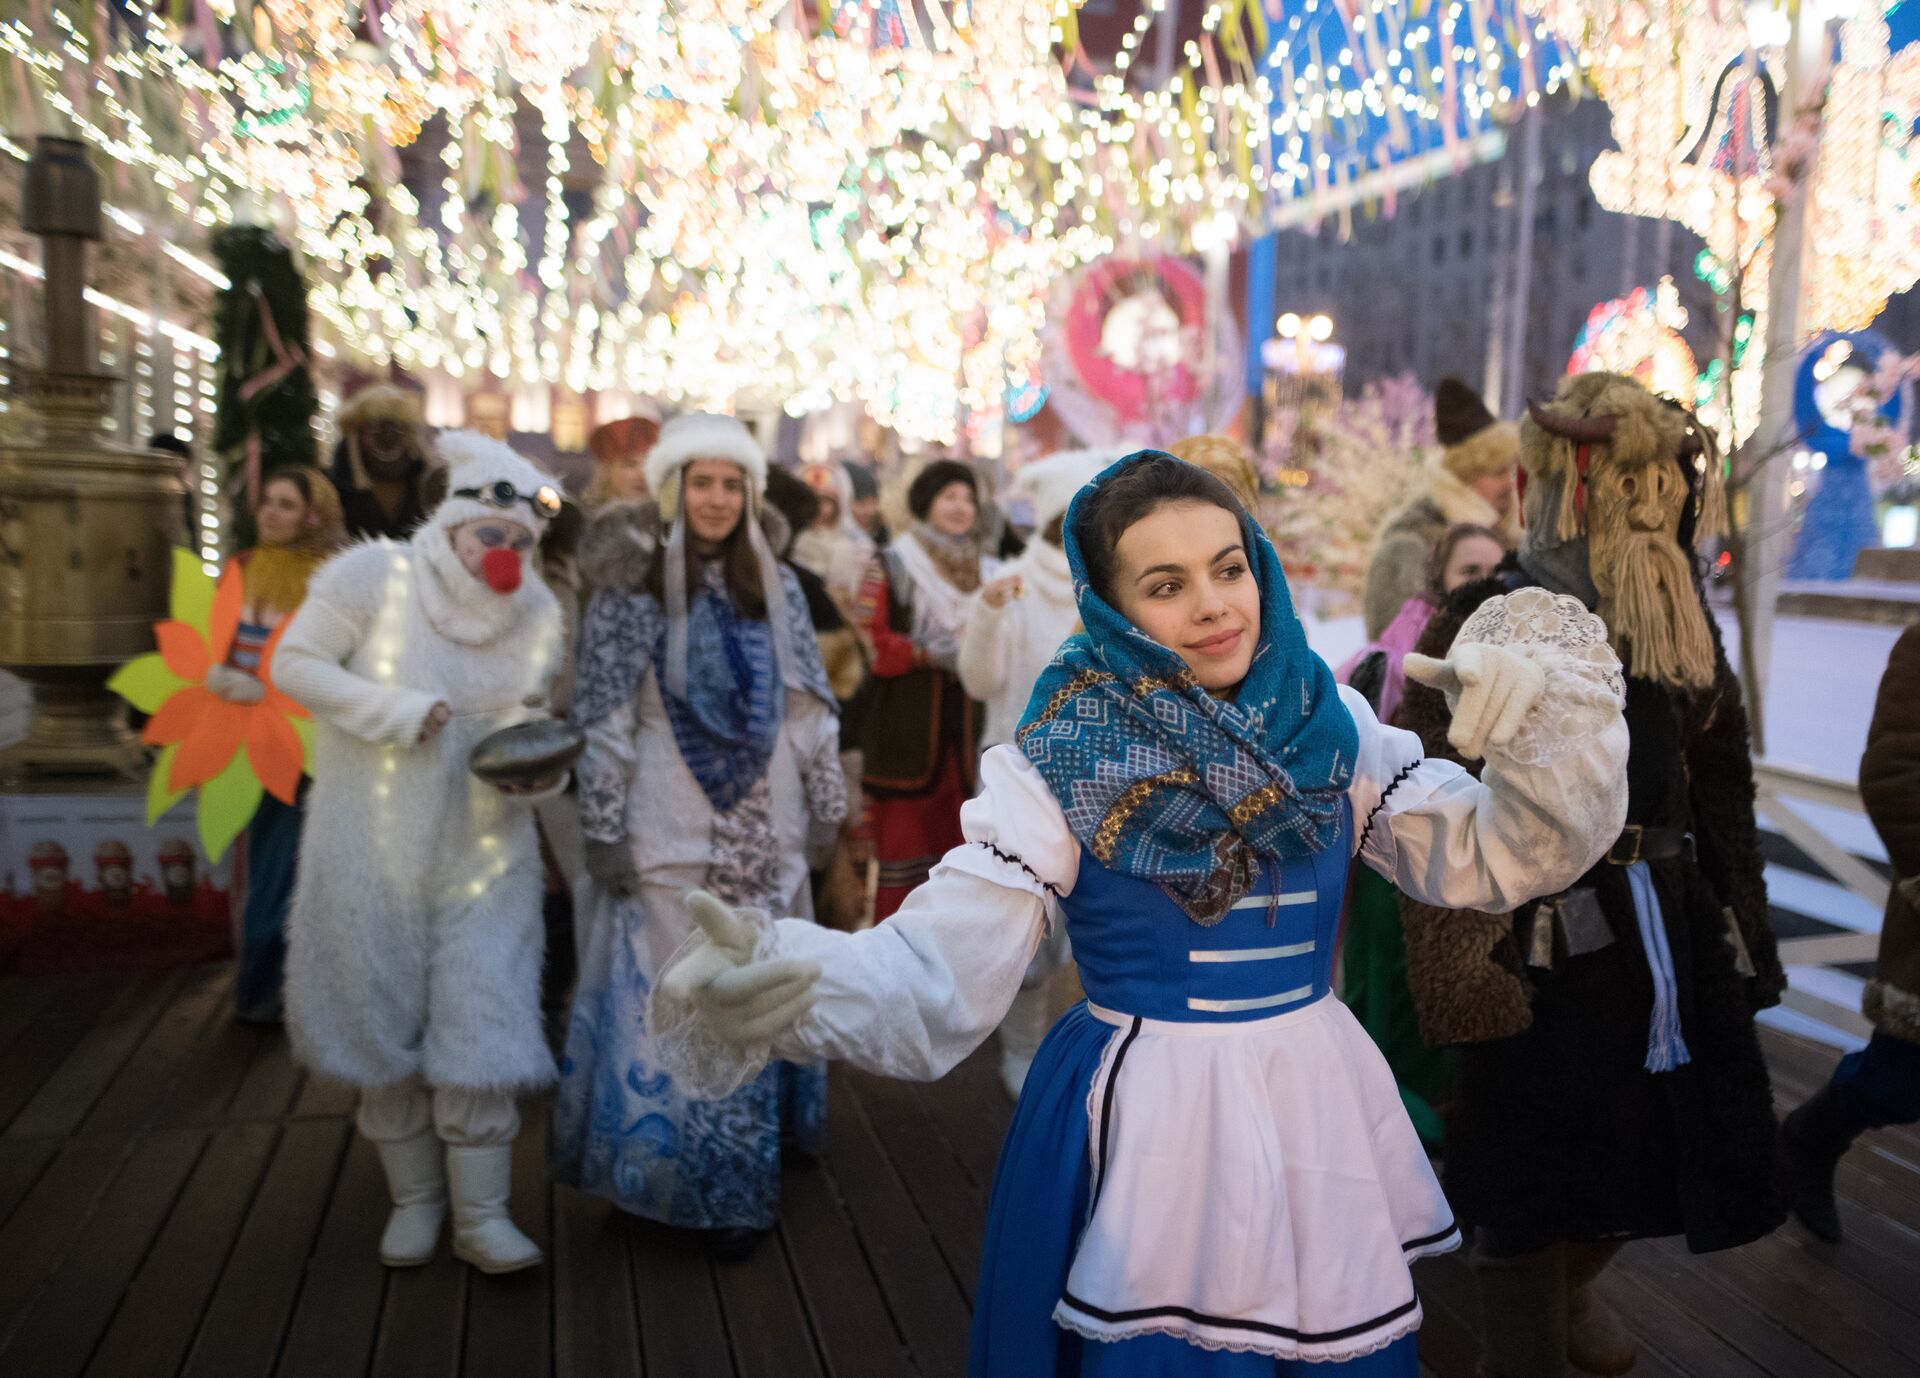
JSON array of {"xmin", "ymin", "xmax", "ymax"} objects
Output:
[{"xmin": 1587, "ymin": 489, "xmax": 1716, "ymax": 691}]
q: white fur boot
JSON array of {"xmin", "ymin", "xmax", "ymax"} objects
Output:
[
  {"xmin": 446, "ymin": 1144, "xmax": 542, "ymax": 1274},
  {"xmin": 374, "ymin": 1131, "xmax": 448, "ymax": 1267}
]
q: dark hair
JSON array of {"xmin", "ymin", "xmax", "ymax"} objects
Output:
[
  {"xmin": 1041, "ymin": 513, "xmax": 1067, "ymax": 548},
  {"xmin": 908, "ymin": 459, "xmax": 978, "ymax": 521},
  {"xmin": 646, "ymin": 498, "xmax": 767, "ymax": 618},
  {"xmin": 260, "ymin": 464, "xmax": 317, "ymax": 505},
  {"xmin": 1072, "ymin": 452, "xmax": 1246, "ymax": 606},
  {"xmin": 1424, "ymin": 522, "xmax": 1506, "ymax": 600}
]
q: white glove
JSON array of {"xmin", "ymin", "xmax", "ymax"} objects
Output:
[
  {"xmin": 659, "ymin": 890, "xmax": 821, "ymax": 1049},
  {"xmin": 204, "ymin": 665, "xmax": 266, "ymax": 704},
  {"xmin": 1404, "ymin": 642, "xmax": 1546, "ymax": 762}
]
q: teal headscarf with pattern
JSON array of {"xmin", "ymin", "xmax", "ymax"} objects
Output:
[{"xmin": 1015, "ymin": 451, "xmax": 1358, "ymax": 924}]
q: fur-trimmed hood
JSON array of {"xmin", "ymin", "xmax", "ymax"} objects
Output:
[
  {"xmin": 1427, "ymin": 465, "xmax": 1521, "ymax": 543},
  {"xmin": 578, "ymin": 498, "xmax": 791, "ymax": 592}
]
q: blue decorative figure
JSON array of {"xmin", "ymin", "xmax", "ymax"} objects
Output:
[{"xmin": 1787, "ymin": 329, "xmax": 1903, "ymax": 581}]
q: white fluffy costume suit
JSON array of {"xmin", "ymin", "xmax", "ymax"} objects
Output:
[{"xmin": 276, "ymin": 431, "xmax": 566, "ymax": 1274}]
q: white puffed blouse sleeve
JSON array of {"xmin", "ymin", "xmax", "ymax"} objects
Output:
[
  {"xmin": 1344, "ymin": 588, "xmax": 1631, "ymax": 914},
  {"xmin": 652, "ymin": 744, "xmax": 1078, "ymax": 1093}
]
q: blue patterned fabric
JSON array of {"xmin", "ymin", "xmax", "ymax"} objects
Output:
[
  {"xmin": 661, "ymin": 565, "xmax": 782, "ymax": 811},
  {"xmin": 573, "ymin": 561, "xmax": 835, "ymax": 813},
  {"xmin": 1015, "ymin": 452, "xmax": 1358, "ymax": 924},
  {"xmin": 551, "ymin": 891, "xmax": 826, "ymax": 1230}
]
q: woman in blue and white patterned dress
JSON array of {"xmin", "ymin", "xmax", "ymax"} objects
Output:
[
  {"xmin": 552, "ymin": 414, "xmax": 845, "ymax": 1260},
  {"xmin": 648, "ymin": 451, "xmax": 1633, "ymax": 1374}
]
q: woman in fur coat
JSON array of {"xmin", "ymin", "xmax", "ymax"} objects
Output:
[
  {"xmin": 276, "ymin": 432, "xmax": 568, "ymax": 1275},
  {"xmin": 555, "ymin": 413, "xmax": 846, "ymax": 1261},
  {"xmin": 1361, "ymin": 378, "xmax": 1520, "ymax": 640}
]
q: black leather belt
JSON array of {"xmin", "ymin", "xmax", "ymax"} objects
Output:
[{"xmin": 1606, "ymin": 825, "xmax": 1694, "ymax": 866}]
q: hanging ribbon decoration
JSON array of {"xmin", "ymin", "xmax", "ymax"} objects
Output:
[{"xmin": 234, "ymin": 281, "xmax": 309, "ymax": 511}]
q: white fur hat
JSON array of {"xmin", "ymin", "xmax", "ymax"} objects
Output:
[
  {"xmin": 431, "ymin": 430, "xmax": 563, "ymax": 534},
  {"xmin": 1012, "ymin": 447, "xmax": 1127, "ymax": 530},
  {"xmin": 645, "ymin": 412, "xmax": 767, "ymax": 502}
]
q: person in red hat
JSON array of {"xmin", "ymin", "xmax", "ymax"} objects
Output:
[{"xmin": 582, "ymin": 409, "xmax": 662, "ymax": 512}]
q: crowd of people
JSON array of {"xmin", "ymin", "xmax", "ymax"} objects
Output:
[{"xmin": 205, "ymin": 370, "xmax": 1917, "ymax": 1377}]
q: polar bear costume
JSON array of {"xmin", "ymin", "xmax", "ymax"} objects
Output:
[{"xmin": 276, "ymin": 430, "xmax": 564, "ymax": 1274}]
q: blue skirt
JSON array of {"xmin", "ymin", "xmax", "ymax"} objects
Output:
[{"xmin": 970, "ymin": 1004, "xmax": 1420, "ymax": 1378}]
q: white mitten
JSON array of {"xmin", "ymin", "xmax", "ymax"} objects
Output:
[
  {"xmin": 204, "ymin": 664, "xmax": 266, "ymax": 704},
  {"xmin": 1404, "ymin": 642, "xmax": 1546, "ymax": 761},
  {"xmin": 660, "ymin": 891, "xmax": 821, "ymax": 1049}
]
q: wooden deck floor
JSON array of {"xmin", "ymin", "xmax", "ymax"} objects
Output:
[{"xmin": 0, "ymin": 963, "xmax": 1916, "ymax": 1378}]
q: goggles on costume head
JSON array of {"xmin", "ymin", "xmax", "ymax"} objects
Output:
[{"xmin": 453, "ymin": 480, "xmax": 563, "ymax": 520}]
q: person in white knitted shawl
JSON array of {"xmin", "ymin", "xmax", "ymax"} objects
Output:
[
  {"xmin": 959, "ymin": 449, "xmax": 1118, "ymax": 749},
  {"xmin": 958, "ymin": 447, "xmax": 1118, "ymax": 1096},
  {"xmin": 275, "ymin": 431, "xmax": 567, "ymax": 1277}
]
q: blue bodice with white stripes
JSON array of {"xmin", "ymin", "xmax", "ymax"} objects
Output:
[{"xmin": 1059, "ymin": 804, "xmax": 1353, "ymax": 1023}]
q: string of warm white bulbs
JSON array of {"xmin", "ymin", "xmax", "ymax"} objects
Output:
[{"xmin": 3, "ymin": 1, "xmax": 1573, "ymax": 441}]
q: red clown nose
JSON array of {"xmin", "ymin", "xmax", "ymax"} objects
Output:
[{"xmin": 480, "ymin": 546, "xmax": 523, "ymax": 594}]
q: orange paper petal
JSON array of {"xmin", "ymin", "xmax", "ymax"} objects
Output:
[
  {"xmin": 169, "ymin": 697, "xmax": 249, "ymax": 792},
  {"xmin": 208, "ymin": 563, "xmax": 245, "ymax": 665},
  {"xmin": 262, "ymin": 685, "xmax": 311, "ymax": 720},
  {"xmin": 247, "ymin": 708, "xmax": 304, "ymax": 805},
  {"xmin": 155, "ymin": 621, "xmax": 211, "ymax": 682},
  {"xmin": 141, "ymin": 684, "xmax": 213, "ymax": 747}
]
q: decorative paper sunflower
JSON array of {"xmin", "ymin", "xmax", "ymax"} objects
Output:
[{"xmin": 107, "ymin": 550, "xmax": 312, "ymax": 861}]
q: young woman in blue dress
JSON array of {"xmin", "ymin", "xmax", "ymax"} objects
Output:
[{"xmin": 648, "ymin": 451, "xmax": 1632, "ymax": 1375}]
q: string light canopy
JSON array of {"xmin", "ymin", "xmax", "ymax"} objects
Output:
[
  {"xmin": 1526, "ymin": 0, "xmax": 1920, "ymax": 443},
  {"xmin": 4, "ymin": 1, "xmax": 1575, "ymax": 442}
]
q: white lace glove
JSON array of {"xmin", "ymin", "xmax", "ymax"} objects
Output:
[
  {"xmin": 1404, "ymin": 643, "xmax": 1547, "ymax": 761},
  {"xmin": 659, "ymin": 891, "xmax": 822, "ymax": 1049}
]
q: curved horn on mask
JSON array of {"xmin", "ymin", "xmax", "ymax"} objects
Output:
[{"xmin": 1527, "ymin": 401, "xmax": 1620, "ymax": 444}]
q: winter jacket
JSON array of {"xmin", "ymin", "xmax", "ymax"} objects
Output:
[
  {"xmin": 1862, "ymin": 623, "xmax": 1920, "ymax": 1044},
  {"xmin": 328, "ymin": 443, "xmax": 448, "ymax": 542},
  {"xmin": 1360, "ymin": 469, "xmax": 1513, "ymax": 639}
]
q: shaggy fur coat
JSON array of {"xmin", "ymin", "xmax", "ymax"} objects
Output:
[
  {"xmin": 275, "ymin": 535, "xmax": 563, "ymax": 1093},
  {"xmin": 1397, "ymin": 566, "xmax": 1786, "ymax": 1253}
]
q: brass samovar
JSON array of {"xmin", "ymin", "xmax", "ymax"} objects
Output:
[{"xmin": 0, "ymin": 135, "xmax": 188, "ymax": 784}]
